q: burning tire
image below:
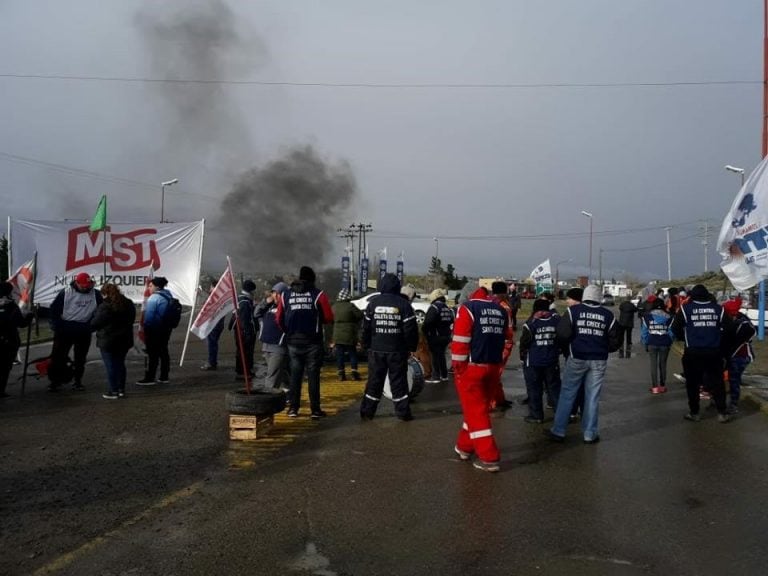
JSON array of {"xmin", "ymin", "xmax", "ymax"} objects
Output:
[{"xmin": 225, "ymin": 389, "xmax": 287, "ymax": 416}]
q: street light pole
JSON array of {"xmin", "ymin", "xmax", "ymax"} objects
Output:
[
  {"xmin": 160, "ymin": 178, "xmax": 179, "ymax": 223},
  {"xmin": 554, "ymin": 258, "xmax": 572, "ymax": 293},
  {"xmin": 581, "ymin": 211, "xmax": 593, "ymax": 283}
]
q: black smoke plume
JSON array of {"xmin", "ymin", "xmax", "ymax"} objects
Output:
[{"xmin": 218, "ymin": 145, "xmax": 357, "ymax": 273}]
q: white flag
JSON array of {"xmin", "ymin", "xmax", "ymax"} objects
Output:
[
  {"xmin": 718, "ymin": 156, "xmax": 768, "ymax": 290},
  {"xmin": 190, "ymin": 264, "xmax": 237, "ymax": 339},
  {"xmin": 530, "ymin": 259, "xmax": 552, "ymax": 284}
]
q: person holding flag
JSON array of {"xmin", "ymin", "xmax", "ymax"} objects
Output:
[{"xmin": 0, "ymin": 282, "xmax": 33, "ymax": 398}]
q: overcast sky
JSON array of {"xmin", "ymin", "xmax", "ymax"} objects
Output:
[{"xmin": 0, "ymin": 0, "xmax": 763, "ymax": 282}]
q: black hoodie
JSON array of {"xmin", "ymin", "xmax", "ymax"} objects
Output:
[{"xmin": 362, "ymin": 273, "xmax": 419, "ymax": 353}]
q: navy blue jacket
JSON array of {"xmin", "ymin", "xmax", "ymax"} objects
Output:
[
  {"xmin": 556, "ymin": 303, "xmax": 619, "ymax": 360},
  {"xmin": 520, "ymin": 311, "xmax": 560, "ymax": 367},
  {"xmin": 671, "ymin": 299, "xmax": 732, "ymax": 353},
  {"xmin": 422, "ymin": 299, "xmax": 454, "ymax": 341},
  {"xmin": 362, "ymin": 274, "xmax": 419, "ymax": 353}
]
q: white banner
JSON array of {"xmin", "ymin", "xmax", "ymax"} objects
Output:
[
  {"xmin": 718, "ymin": 157, "xmax": 768, "ymax": 290},
  {"xmin": 9, "ymin": 219, "xmax": 204, "ymax": 306},
  {"xmin": 530, "ymin": 259, "xmax": 552, "ymax": 284},
  {"xmin": 190, "ymin": 265, "xmax": 237, "ymax": 339}
]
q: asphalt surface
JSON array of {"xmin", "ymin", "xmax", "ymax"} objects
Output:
[{"xmin": 2, "ymin": 324, "xmax": 768, "ymax": 576}]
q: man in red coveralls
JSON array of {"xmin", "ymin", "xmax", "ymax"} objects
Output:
[{"xmin": 451, "ymin": 286, "xmax": 512, "ymax": 473}]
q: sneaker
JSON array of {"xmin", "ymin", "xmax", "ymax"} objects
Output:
[
  {"xmin": 657, "ymin": 386, "xmax": 667, "ymax": 394},
  {"xmin": 136, "ymin": 378, "xmax": 156, "ymax": 386},
  {"xmin": 569, "ymin": 414, "xmax": 579, "ymax": 422},
  {"xmin": 287, "ymin": 410, "xmax": 298, "ymax": 418},
  {"xmin": 496, "ymin": 399, "xmax": 514, "ymax": 411},
  {"xmin": 454, "ymin": 446, "xmax": 471, "ymax": 461},
  {"xmin": 651, "ymin": 387, "xmax": 661, "ymax": 395},
  {"xmin": 102, "ymin": 392, "xmax": 119, "ymax": 400},
  {"xmin": 519, "ymin": 396, "xmax": 530, "ymax": 405},
  {"xmin": 472, "ymin": 460, "xmax": 500, "ymax": 473},
  {"xmin": 524, "ymin": 416, "xmax": 543, "ymax": 424},
  {"xmin": 545, "ymin": 429, "xmax": 565, "ymax": 443},
  {"xmin": 351, "ymin": 371, "xmax": 361, "ymax": 381},
  {"xmin": 727, "ymin": 404, "xmax": 739, "ymax": 415},
  {"xmin": 311, "ymin": 410, "xmax": 327, "ymax": 420},
  {"xmin": 156, "ymin": 379, "xmax": 169, "ymax": 385},
  {"xmin": 718, "ymin": 413, "xmax": 732, "ymax": 423},
  {"xmin": 583, "ymin": 435, "xmax": 601, "ymax": 444},
  {"xmin": 118, "ymin": 390, "xmax": 126, "ymax": 398},
  {"xmin": 200, "ymin": 363, "xmax": 217, "ymax": 371},
  {"xmin": 425, "ymin": 378, "xmax": 441, "ymax": 384},
  {"xmin": 72, "ymin": 383, "xmax": 85, "ymax": 391},
  {"xmin": 684, "ymin": 412, "xmax": 701, "ymax": 422},
  {"xmin": 673, "ymin": 373, "xmax": 686, "ymax": 384},
  {"xmin": 699, "ymin": 389, "xmax": 711, "ymax": 400}
]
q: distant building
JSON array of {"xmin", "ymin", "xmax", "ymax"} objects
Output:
[{"xmin": 602, "ymin": 282, "xmax": 632, "ymax": 297}]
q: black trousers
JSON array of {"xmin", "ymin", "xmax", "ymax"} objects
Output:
[
  {"xmin": 50, "ymin": 330, "xmax": 91, "ymax": 387},
  {"xmin": 0, "ymin": 343, "xmax": 19, "ymax": 395},
  {"xmin": 682, "ymin": 352, "xmax": 725, "ymax": 415},
  {"xmin": 617, "ymin": 325, "xmax": 633, "ymax": 356},
  {"xmin": 523, "ymin": 363, "xmax": 561, "ymax": 420},
  {"xmin": 144, "ymin": 326, "xmax": 172, "ymax": 381},
  {"xmin": 427, "ymin": 336, "xmax": 449, "ymax": 380},
  {"xmin": 235, "ymin": 333, "xmax": 255, "ymax": 376},
  {"xmin": 361, "ymin": 350, "xmax": 410, "ymax": 419}
]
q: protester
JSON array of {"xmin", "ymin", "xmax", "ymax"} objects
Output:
[
  {"xmin": 232, "ymin": 279, "xmax": 257, "ymax": 380},
  {"xmin": 617, "ymin": 297, "xmax": 638, "ymax": 358},
  {"xmin": 489, "ymin": 281, "xmax": 515, "ymax": 409},
  {"xmin": 49, "ymin": 272, "xmax": 103, "ymax": 391},
  {"xmin": 665, "ymin": 287, "xmax": 681, "ymax": 317},
  {"xmin": 640, "ymin": 297, "xmax": 673, "ymax": 394},
  {"xmin": 670, "ymin": 284, "xmax": 734, "ymax": 423},
  {"xmin": 331, "ymin": 287, "xmax": 364, "ymax": 381},
  {"xmin": 519, "ymin": 298, "xmax": 561, "ymax": 423},
  {"xmin": 136, "ymin": 276, "xmax": 174, "ymax": 386},
  {"xmin": 255, "ymin": 282, "xmax": 290, "ymax": 391},
  {"xmin": 508, "ymin": 288, "xmax": 521, "ymax": 330},
  {"xmin": 422, "ymin": 288, "xmax": 454, "ymax": 383},
  {"xmin": 562, "ymin": 287, "xmax": 585, "ymax": 420},
  {"xmin": 548, "ymin": 285, "xmax": 619, "ymax": 444},
  {"xmin": 0, "ymin": 282, "xmax": 32, "ymax": 398},
  {"xmin": 451, "ymin": 285, "xmax": 511, "ymax": 472},
  {"xmin": 721, "ymin": 297, "xmax": 755, "ymax": 415},
  {"xmin": 277, "ymin": 266, "xmax": 334, "ymax": 419},
  {"xmin": 360, "ymin": 273, "xmax": 419, "ymax": 421},
  {"xmin": 200, "ymin": 280, "xmax": 225, "ymax": 371},
  {"xmin": 91, "ymin": 283, "xmax": 136, "ymax": 399}
]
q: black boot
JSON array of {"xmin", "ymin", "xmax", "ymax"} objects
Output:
[{"xmin": 351, "ymin": 370, "xmax": 361, "ymax": 381}]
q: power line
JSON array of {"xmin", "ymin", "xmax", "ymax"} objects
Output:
[
  {"xmin": 0, "ymin": 73, "xmax": 760, "ymax": 90},
  {"xmin": 600, "ymin": 232, "xmax": 702, "ymax": 253}
]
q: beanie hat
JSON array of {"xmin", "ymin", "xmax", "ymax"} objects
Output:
[
  {"xmin": 533, "ymin": 298, "xmax": 549, "ymax": 312},
  {"xmin": 150, "ymin": 276, "xmax": 168, "ymax": 288},
  {"xmin": 428, "ymin": 288, "xmax": 445, "ymax": 302},
  {"xmin": 491, "ymin": 281, "xmax": 508, "ymax": 295},
  {"xmin": 299, "ymin": 266, "xmax": 316, "ymax": 283},
  {"xmin": 271, "ymin": 282, "xmax": 289, "ymax": 294},
  {"xmin": 338, "ymin": 288, "xmax": 351, "ymax": 301},
  {"xmin": 689, "ymin": 284, "xmax": 710, "ymax": 301},
  {"xmin": 723, "ymin": 298, "xmax": 742, "ymax": 316},
  {"xmin": 0, "ymin": 282, "xmax": 13, "ymax": 298},
  {"xmin": 583, "ymin": 285, "xmax": 602, "ymax": 303},
  {"xmin": 652, "ymin": 297, "xmax": 666, "ymax": 310},
  {"xmin": 74, "ymin": 272, "xmax": 93, "ymax": 289},
  {"xmin": 401, "ymin": 285, "xmax": 416, "ymax": 301},
  {"xmin": 566, "ymin": 287, "xmax": 583, "ymax": 302},
  {"xmin": 242, "ymin": 279, "xmax": 256, "ymax": 293}
]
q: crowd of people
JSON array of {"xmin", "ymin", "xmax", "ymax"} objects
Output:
[{"xmin": 0, "ymin": 268, "xmax": 757, "ymax": 475}]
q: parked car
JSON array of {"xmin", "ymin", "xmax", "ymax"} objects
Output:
[
  {"xmin": 351, "ymin": 292, "xmax": 431, "ymax": 323},
  {"xmin": 601, "ymin": 293, "xmax": 615, "ymax": 306}
]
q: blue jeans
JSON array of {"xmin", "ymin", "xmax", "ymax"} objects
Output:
[
  {"xmin": 101, "ymin": 349, "xmax": 128, "ymax": 394},
  {"xmin": 727, "ymin": 356, "xmax": 750, "ymax": 405},
  {"xmin": 335, "ymin": 344, "xmax": 359, "ymax": 372},
  {"xmin": 551, "ymin": 357, "xmax": 607, "ymax": 441},
  {"xmin": 288, "ymin": 343, "xmax": 323, "ymax": 413},
  {"xmin": 206, "ymin": 319, "xmax": 225, "ymax": 366}
]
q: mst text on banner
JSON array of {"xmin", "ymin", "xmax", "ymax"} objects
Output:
[
  {"xmin": 718, "ymin": 156, "xmax": 768, "ymax": 290},
  {"xmin": 9, "ymin": 220, "xmax": 204, "ymax": 306}
]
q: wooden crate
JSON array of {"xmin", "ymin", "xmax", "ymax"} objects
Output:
[{"xmin": 229, "ymin": 414, "xmax": 274, "ymax": 441}]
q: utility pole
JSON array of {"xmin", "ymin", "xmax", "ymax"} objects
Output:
[
  {"xmin": 701, "ymin": 220, "xmax": 709, "ymax": 273},
  {"xmin": 666, "ymin": 227, "xmax": 672, "ymax": 281},
  {"xmin": 350, "ymin": 223, "xmax": 372, "ymax": 293},
  {"xmin": 598, "ymin": 248, "xmax": 603, "ymax": 288},
  {"xmin": 337, "ymin": 227, "xmax": 356, "ymax": 293}
]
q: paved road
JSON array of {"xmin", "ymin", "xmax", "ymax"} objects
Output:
[{"xmin": 2, "ymin": 327, "xmax": 768, "ymax": 576}]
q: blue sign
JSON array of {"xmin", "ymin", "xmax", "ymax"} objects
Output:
[{"xmin": 360, "ymin": 258, "xmax": 369, "ymax": 293}]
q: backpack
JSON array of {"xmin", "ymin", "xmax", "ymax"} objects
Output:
[{"xmin": 160, "ymin": 293, "xmax": 183, "ymax": 329}]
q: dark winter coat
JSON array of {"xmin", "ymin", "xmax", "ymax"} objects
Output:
[
  {"xmin": 617, "ymin": 300, "xmax": 637, "ymax": 328},
  {"xmin": 0, "ymin": 297, "xmax": 32, "ymax": 349},
  {"xmin": 331, "ymin": 300, "xmax": 363, "ymax": 346},
  {"xmin": 91, "ymin": 296, "xmax": 136, "ymax": 353}
]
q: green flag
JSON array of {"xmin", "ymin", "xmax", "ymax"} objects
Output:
[{"xmin": 89, "ymin": 195, "xmax": 107, "ymax": 232}]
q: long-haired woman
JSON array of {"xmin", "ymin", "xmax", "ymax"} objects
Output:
[{"xmin": 91, "ymin": 283, "xmax": 136, "ymax": 399}]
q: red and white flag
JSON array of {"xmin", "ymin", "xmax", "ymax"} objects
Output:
[
  {"xmin": 190, "ymin": 264, "xmax": 237, "ymax": 339},
  {"xmin": 9, "ymin": 255, "xmax": 36, "ymax": 314},
  {"xmin": 138, "ymin": 265, "xmax": 154, "ymax": 344}
]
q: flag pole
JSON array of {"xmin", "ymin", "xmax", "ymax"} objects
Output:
[
  {"xmin": 179, "ymin": 220, "xmax": 205, "ymax": 367},
  {"xmin": 20, "ymin": 251, "xmax": 38, "ymax": 396},
  {"xmin": 227, "ymin": 257, "xmax": 251, "ymax": 394}
]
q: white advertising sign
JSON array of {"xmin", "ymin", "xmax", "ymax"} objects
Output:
[{"xmin": 9, "ymin": 219, "xmax": 204, "ymax": 306}]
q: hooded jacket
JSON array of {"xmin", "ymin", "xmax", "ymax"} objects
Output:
[
  {"xmin": 0, "ymin": 296, "xmax": 31, "ymax": 348},
  {"xmin": 361, "ymin": 273, "xmax": 418, "ymax": 353},
  {"xmin": 276, "ymin": 278, "xmax": 334, "ymax": 345},
  {"xmin": 422, "ymin": 297, "xmax": 455, "ymax": 341}
]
